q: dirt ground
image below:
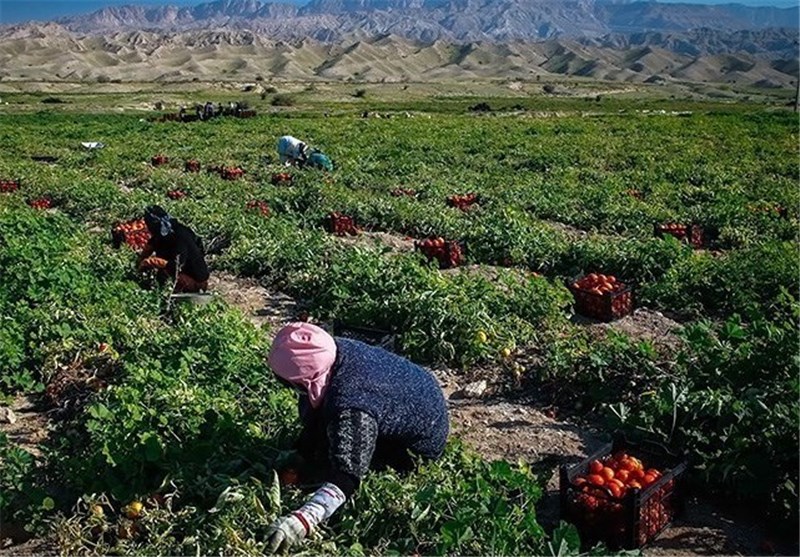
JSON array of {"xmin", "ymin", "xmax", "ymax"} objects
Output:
[
  {"xmin": 335, "ymin": 230, "xmax": 416, "ymax": 253},
  {"xmin": 207, "ymin": 271, "xmax": 303, "ymax": 331},
  {"xmin": 573, "ymin": 307, "xmax": 686, "ymax": 353}
]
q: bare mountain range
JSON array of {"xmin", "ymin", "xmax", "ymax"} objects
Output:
[
  {"xmin": 0, "ymin": 0, "xmax": 796, "ymax": 86},
  {"xmin": 46, "ymin": 0, "xmax": 798, "ymax": 42},
  {"xmin": 0, "ymin": 23, "xmax": 795, "ymax": 87}
]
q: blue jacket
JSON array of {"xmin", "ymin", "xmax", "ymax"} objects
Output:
[{"xmin": 300, "ymin": 337, "xmax": 449, "ymax": 460}]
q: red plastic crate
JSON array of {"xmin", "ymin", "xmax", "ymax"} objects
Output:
[
  {"xmin": 246, "ymin": 200, "xmax": 270, "ymax": 217},
  {"xmin": 654, "ymin": 223, "xmax": 704, "ymax": 249},
  {"xmin": 446, "ymin": 193, "xmax": 479, "ymax": 212},
  {"xmin": 414, "ymin": 237, "xmax": 463, "ymax": 269},
  {"xmin": 0, "ymin": 179, "xmax": 20, "ymax": 193},
  {"xmin": 568, "ymin": 276, "xmax": 633, "ymax": 322},
  {"xmin": 184, "ymin": 160, "xmax": 201, "ymax": 173},
  {"xmin": 271, "ymin": 173, "xmax": 294, "ymax": 186},
  {"xmin": 111, "ymin": 219, "xmax": 151, "ymax": 251},
  {"xmin": 560, "ymin": 436, "xmax": 688, "ymax": 550},
  {"xmin": 326, "ymin": 212, "xmax": 359, "ymax": 236},
  {"xmin": 27, "ymin": 197, "xmax": 53, "ymax": 210},
  {"xmin": 167, "ymin": 189, "xmax": 187, "ymax": 200},
  {"xmin": 220, "ymin": 167, "xmax": 245, "ymax": 181}
]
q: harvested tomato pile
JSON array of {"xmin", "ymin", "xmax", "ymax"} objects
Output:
[
  {"xmin": 246, "ymin": 200, "xmax": 270, "ymax": 216},
  {"xmin": 167, "ymin": 190, "xmax": 187, "ymax": 200},
  {"xmin": 28, "ymin": 197, "xmax": 53, "ymax": 210},
  {"xmin": 655, "ymin": 223, "xmax": 704, "ymax": 249},
  {"xmin": 447, "ymin": 193, "xmax": 478, "ymax": 211},
  {"xmin": 563, "ymin": 448, "xmax": 684, "ymax": 549},
  {"xmin": 220, "ymin": 167, "xmax": 245, "ymax": 181},
  {"xmin": 184, "ymin": 160, "xmax": 201, "ymax": 172},
  {"xmin": 151, "ymin": 155, "xmax": 169, "ymax": 167},
  {"xmin": 415, "ymin": 237, "xmax": 462, "ymax": 269},
  {"xmin": 326, "ymin": 212, "xmax": 359, "ymax": 236},
  {"xmin": 111, "ymin": 219, "xmax": 151, "ymax": 251},
  {"xmin": 391, "ymin": 187, "xmax": 416, "ymax": 197},
  {"xmin": 570, "ymin": 273, "xmax": 632, "ymax": 321},
  {"xmin": 0, "ymin": 179, "xmax": 20, "ymax": 193},
  {"xmin": 271, "ymin": 172, "xmax": 293, "ymax": 185},
  {"xmin": 576, "ymin": 454, "xmax": 664, "ymax": 499}
]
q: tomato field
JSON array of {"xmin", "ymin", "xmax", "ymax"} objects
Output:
[{"xmin": 0, "ymin": 97, "xmax": 797, "ymax": 554}]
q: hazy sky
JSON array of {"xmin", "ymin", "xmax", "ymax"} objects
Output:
[{"xmin": 0, "ymin": 0, "xmax": 795, "ymax": 24}]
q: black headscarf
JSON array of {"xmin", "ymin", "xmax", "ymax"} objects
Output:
[{"xmin": 144, "ymin": 205, "xmax": 174, "ymax": 237}]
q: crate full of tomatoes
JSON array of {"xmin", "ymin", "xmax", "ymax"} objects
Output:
[
  {"xmin": 246, "ymin": 200, "xmax": 270, "ymax": 217},
  {"xmin": 271, "ymin": 172, "xmax": 293, "ymax": 186},
  {"xmin": 446, "ymin": 193, "xmax": 479, "ymax": 212},
  {"xmin": 167, "ymin": 189, "xmax": 187, "ymax": 200},
  {"xmin": 326, "ymin": 212, "xmax": 359, "ymax": 236},
  {"xmin": 560, "ymin": 436, "xmax": 687, "ymax": 550},
  {"xmin": 28, "ymin": 197, "xmax": 53, "ymax": 210},
  {"xmin": 569, "ymin": 273, "xmax": 633, "ymax": 322},
  {"xmin": 414, "ymin": 237, "xmax": 463, "ymax": 269},
  {"xmin": 220, "ymin": 166, "xmax": 245, "ymax": 181},
  {"xmin": 184, "ymin": 159, "xmax": 201, "ymax": 173},
  {"xmin": 151, "ymin": 154, "xmax": 169, "ymax": 167},
  {"xmin": 111, "ymin": 219, "xmax": 151, "ymax": 251},
  {"xmin": 654, "ymin": 223, "xmax": 704, "ymax": 249},
  {"xmin": 1, "ymin": 179, "xmax": 20, "ymax": 193}
]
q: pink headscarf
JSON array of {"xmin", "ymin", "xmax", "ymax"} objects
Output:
[{"xmin": 268, "ymin": 322, "xmax": 337, "ymax": 409}]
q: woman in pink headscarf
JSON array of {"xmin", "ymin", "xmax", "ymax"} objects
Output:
[{"xmin": 264, "ymin": 322, "xmax": 449, "ymax": 553}]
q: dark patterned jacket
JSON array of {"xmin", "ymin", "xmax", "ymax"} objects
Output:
[{"xmin": 296, "ymin": 338, "xmax": 449, "ymax": 496}]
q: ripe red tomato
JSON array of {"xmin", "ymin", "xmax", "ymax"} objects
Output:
[{"xmin": 587, "ymin": 474, "xmax": 605, "ymax": 487}]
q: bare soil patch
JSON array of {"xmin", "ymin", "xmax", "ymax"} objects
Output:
[
  {"xmin": 572, "ymin": 307, "xmax": 685, "ymax": 352},
  {"xmin": 207, "ymin": 271, "xmax": 303, "ymax": 331}
]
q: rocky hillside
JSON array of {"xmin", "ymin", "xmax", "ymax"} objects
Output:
[
  {"xmin": 41, "ymin": 0, "xmax": 799, "ymax": 42},
  {"xmin": 0, "ymin": 23, "xmax": 795, "ymax": 87}
]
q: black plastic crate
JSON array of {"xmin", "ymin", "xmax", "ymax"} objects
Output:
[
  {"xmin": 568, "ymin": 275, "xmax": 634, "ymax": 322},
  {"xmin": 654, "ymin": 223, "xmax": 705, "ymax": 249},
  {"xmin": 560, "ymin": 435, "xmax": 688, "ymax": 550},
  {"xmin": 332, "ymin": 321, "xmax": 396, "ymax": 352}
]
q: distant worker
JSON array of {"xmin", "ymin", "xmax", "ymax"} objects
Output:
[
  {"xmin": 264, "ymin": 322, "xmax": 449, "ymax": 552},
  {"xmin": 277, "ymin": 135, "xmax": 309, "ymax": 167},
  {"xmin": 306, "ymin": 149, "xmax": 334, "ymax": 172},
  {"xmin": 138, "ymin": 205, "xmax": 210, "ymax": 293}
]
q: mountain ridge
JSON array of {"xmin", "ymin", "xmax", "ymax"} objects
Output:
[
  {"xmin": 21, "ymin": 0, "xmax": 796, "ymax": 43},
  {"xmin": 0, "ymin": 24, "xmax": 795, "ymax": 87}
]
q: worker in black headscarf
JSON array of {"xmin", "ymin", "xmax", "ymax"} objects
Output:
[{"xmin": 138, "ymin": 205, "xmax": 210, "ymax": 293}]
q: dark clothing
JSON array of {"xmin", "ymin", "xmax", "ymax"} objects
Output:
[
  {"xmin": 148, "ymin": 222, "xmax": 209, "ymax": 283},
  {"xmin": 295, "ymin": 338, "xmax": 449, "ymax": 497},
  {"xmin": 175, "ymin": 273, "xmax": 208, "ymax": 294}
]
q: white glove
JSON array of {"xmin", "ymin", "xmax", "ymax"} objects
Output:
[
  {"xmin": 265, "ymin": 482, "xmax": 346, "ymax": 553},
  {"xmin": 265, "ymin": 513, "xmax": 308, "ymax": 553}
]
